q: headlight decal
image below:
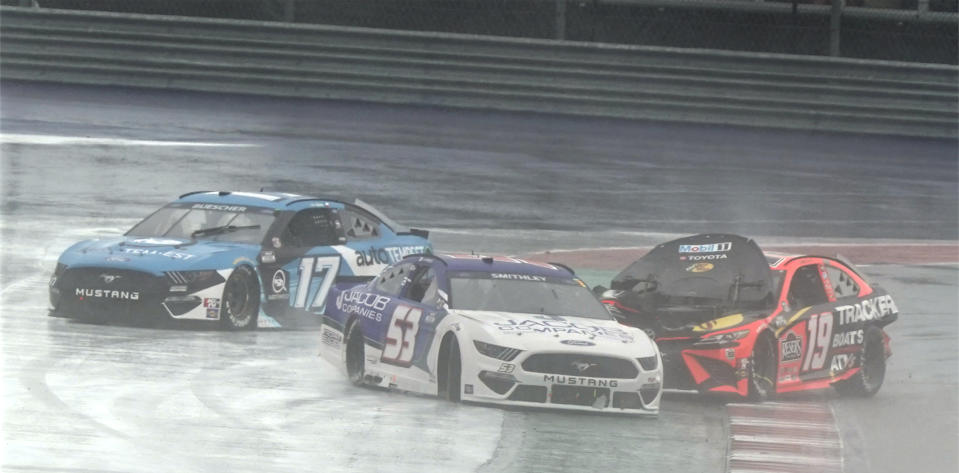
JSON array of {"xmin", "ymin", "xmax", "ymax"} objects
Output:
[{"xmin": 473, "ymin": 340, "xmax": 523, "ymax": 361}]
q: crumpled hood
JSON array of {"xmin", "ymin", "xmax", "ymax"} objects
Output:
[
  {"xmin": 58, "ymin": 236, "xmax": 259, "ymax": 273},
  {"xmin": 452, "ymin": 310, "xmax": 657, "ymax": 356}
]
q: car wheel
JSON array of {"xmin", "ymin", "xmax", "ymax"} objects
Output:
[
  {"xmin": 834, "ymin": 325, "xmax": 886, "ymax": 397},
  {"xmin": 442, "ymin": 336, "xmax": 462, "ymax": 402},
  {"xmin": 748, "ymin": 332, "xmax": 777, "ymax": 401},
  {"xmin": 344, "ymin": 319, "xmax": 365, "ymax": 386},
  {"xmin": 220, "ymin": 266, "xmax": 259, "ymax": 330}
]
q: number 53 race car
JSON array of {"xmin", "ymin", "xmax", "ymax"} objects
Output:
[
  {"xmin": 49, "ymin": 191, "xmax": 430, "ymax": 329},
  {"xmin": 320, "ymin": 253, "xmax": 663, "ymax": 415},
  {"xmin": 596, "ymin": 233, "xmax": 898, "ymax": 400}
]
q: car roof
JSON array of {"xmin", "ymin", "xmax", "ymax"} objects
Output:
[
  {"xmin": 175, "ymin": 191, "xmax": 343, "ymax": 210},
  {"xmin": 174, "ymin": 192, "xmax": 407, "ymax": 231},
  {"xmin": 426, "ymin": 253, "xmax": 576, "ymax": 278}
]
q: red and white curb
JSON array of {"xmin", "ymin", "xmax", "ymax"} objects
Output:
[{"xmin": 726, "ymin": 402, "xmax": 842, "ymax": 473}]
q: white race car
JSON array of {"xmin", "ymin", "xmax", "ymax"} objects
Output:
[{"xmin": 320, "ymin": 253, "xmax": 663, "ymax": 415}]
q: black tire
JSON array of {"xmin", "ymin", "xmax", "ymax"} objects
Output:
[
  {"xmin": 441, "ymin": 336, "xmax": 462, "ymax": 402},
  {"xmin": 344, "ymin": 319, "xmax": 365, "ymax": 386},
  {"xmin": 748, "ymin": 332, "xmax": 777, "ymax": 401},
  {"xmin": 220, "ymin": 266, "xmax": 259, "ymax": 330},
  {"xmin": 834, "ymin": 325, "xmax": 886, "ymax": 397}
]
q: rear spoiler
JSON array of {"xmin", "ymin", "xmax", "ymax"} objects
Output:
[
  {"xmin": 400, "ymin": 228, "xmax": 430, "ymax": 239},
  {"xmin": 349, "ymin": 199, "xmax": 429, "ymax": 240}
]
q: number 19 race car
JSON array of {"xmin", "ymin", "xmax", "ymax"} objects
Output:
[
  {"xmin": 596, "ymin": 234, "xmax": 898, "ymax": 400},
  {"xmin": 320, "ymin": 254, "xmax": 663, "ymax": 415},
  {"xmin": 49, "ymin": 191, "xmax": 430, "ymax": 329}
]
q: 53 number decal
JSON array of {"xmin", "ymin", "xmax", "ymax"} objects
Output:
[
  {"xmin": 802, "ymin": 312, "xmax": 834, "ymax": 372},
  {"xmin": 292, "ymin": 256, "xmax": 341, "ymax": 311},
  {"xmin": 382, "ymin": 305, "xmax": 423, "ymax": 366}
]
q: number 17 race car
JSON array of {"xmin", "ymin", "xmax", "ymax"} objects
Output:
[
  {"xmin": 595, "ymin": 233, "xmax": 898, "ymax": 400},
  {"xmin": 49, "ymin": 191, "xmax": 430, "ymax": 329},
  {"xmin": 320, "ymin": 254, "xmax": 663, "ymax": 415}
]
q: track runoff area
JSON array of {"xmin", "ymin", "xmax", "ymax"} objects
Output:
[{"xmin": 523, "ymin": 240, "xmax": 958, "ymax": 473}]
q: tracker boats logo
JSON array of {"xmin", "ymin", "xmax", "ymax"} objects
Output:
[{"xmin": 835, "ymin": 294, "xmax": 898, "ymax": 325}]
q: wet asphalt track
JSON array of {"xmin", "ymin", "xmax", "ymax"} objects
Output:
[{"xmin": 1, "ymin": 81, "xmax": 957, "ymax": 473}]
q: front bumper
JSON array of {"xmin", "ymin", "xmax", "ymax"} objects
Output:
[
  {"xmin": 461, "ymin": 350, "xmax": 662, "ymax": 415},
  {"xmin": 50, "ymin": 267, "xmax": 227, "ymax": 323},
  {"xmin": 657, "ymin": 338, "xmax": 750, "ymax": 396}
]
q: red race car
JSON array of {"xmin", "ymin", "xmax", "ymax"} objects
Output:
[{"xmin": 595, "ymin": 233, "xmax": 898, "ymax": 400}]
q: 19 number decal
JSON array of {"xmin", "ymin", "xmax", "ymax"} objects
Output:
[
  {"xmin": 382, "ymin": 305, "xmax": 423, "ymax": 366},
  {"xmin": 292, "ymin": 256, "xmax": 341, "ymax": 311},
  {"xmin": 802, "ymin": 312, "xmax": 834, "ymax": 372}
]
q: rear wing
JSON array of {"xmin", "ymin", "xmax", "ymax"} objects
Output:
[{"xmin": 353, "ymin": 198, "xmax": 428, "ymax": 239}]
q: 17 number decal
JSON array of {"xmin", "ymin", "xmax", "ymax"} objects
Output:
[
  {"xmin": 802, "ymin": 312, "xmax": 834, "ymax": 372},
  {"xmin": 292, "ymin": 256, "xmax": 341, "ymax": 311}
]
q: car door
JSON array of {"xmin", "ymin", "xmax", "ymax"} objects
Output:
[
  {"xmin": 819, "ymin": 260, "xmax": 874, "ymax": 376},
  {"xmin": 387, "ymin": 262, "xmax": 448, "ymax": 374},
  {"xmin": 259, "ymin": 207, "xmax": 345, "ymax": 317},
  {"xmin": 774, "ymin": 259, "xmax": 840, "ymax": 386}
]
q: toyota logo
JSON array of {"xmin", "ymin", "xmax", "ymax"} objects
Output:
[{"xmin": 99, "ymin": 274, "xmax": 122, "ymax": 284}]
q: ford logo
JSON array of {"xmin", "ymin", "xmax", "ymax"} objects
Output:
[{"xmin": 560, "ymin": 340, "xmax": 595, "ymax": 346}]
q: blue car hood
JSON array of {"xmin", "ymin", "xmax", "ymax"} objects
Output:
[{"xmin": 59, "ymin": 236, "xmax": 260, "ymax": 274}]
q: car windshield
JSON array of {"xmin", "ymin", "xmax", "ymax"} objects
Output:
[
  {"xmin": 126, "ymin": 205, "xmax": 274, "ymax": 244},
  {"xmin": 449, "ymin": 272, "xmax": 611, "ymax": 319},
  {"xmin": 615, "ymin": 262, "xmax": 773, "ymax": 311},
  {"xmin": 612, "ymin": 237, "xmax": 777, "ymax": 312}
]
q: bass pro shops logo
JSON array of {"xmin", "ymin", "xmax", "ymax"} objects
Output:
[{"xmin": 780, "ymin": 333, "xmax": 802, "ymax": 362}]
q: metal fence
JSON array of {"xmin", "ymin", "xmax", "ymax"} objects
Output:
[
  {"xmin": 2, "ymin": 0, "xmax": 955, "ymax": 64},
  {"xmin": 2, "ymin": 6, "xmax": 955, "ymax": 138}
]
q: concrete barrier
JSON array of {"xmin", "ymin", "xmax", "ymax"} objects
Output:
[{"xmin": 1, "ymin": 6, "xmax": 955, "ymax": 138}]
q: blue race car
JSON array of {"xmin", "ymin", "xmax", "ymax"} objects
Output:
[{"xmin": 49, "ymin": 191, "xmax": 430, "ymax": 329}]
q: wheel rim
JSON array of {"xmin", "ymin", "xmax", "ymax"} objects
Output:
[{"xmin": 224, "ymin": 273, "xmax": 252, "ymax": 325}]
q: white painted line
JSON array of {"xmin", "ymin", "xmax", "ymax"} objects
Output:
[
  {"xmin": 0, "ymin": 133, "xmax": 259, "ymax": 147},
  {"xmin": 727, "ymin": 401, "xmax": 844, "ymax": 473},
  {"xmin": 729, "ymin": 417, "xmax": 839, "ymax": 430},
  {"xmin": 729, "ymin": 451, "xmax": 842, "ymax": 467},
  {"xmin": 731, "ymin": 434, "xmax": 841, "ymax": 449}
]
